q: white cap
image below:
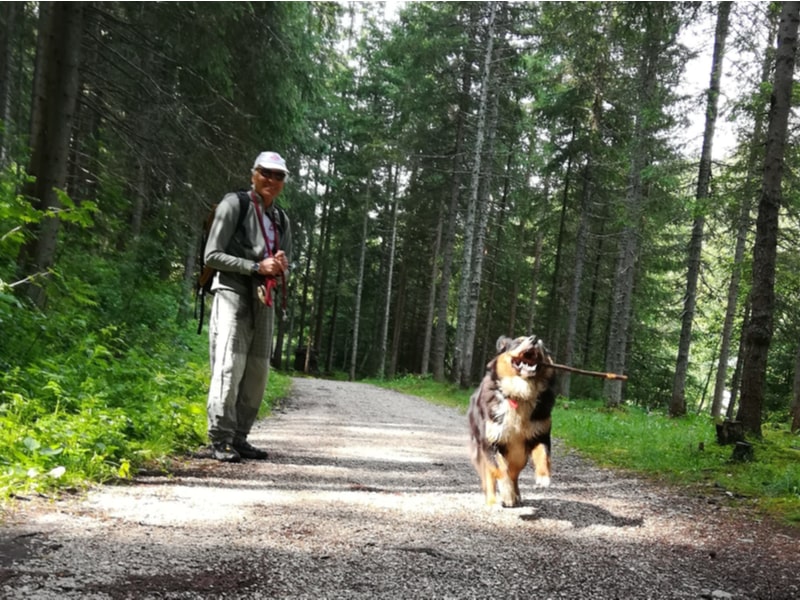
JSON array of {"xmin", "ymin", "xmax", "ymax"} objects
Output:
[{"xmin": 253, "ymin": 151, "xmax": 288, "ymax": 173}]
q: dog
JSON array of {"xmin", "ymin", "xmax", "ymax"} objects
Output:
[{"xmin": 468, "ymin": 335, "xmax": 556, "ymax": 507}]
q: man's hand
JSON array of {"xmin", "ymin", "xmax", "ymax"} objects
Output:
[
  {"xmin": 274, "ymin": 250, "xmax": 289, "ymax": 273},
  {"xmin": 255, "ymin": 251, "xmax": 288, "ymax": 276}
]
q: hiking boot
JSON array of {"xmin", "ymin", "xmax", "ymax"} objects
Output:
[
  {"xmin": 211, "ymin": 441, "xmax": 241, "ymax": 463},
  {"xmin": 232, "ymin": 440, "xmax": 268, "ymax": 460}
]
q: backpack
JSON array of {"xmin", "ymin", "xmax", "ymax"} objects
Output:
[{"xmin": 194, "ymin": 190, "xmax": 287, "ymax": 334}]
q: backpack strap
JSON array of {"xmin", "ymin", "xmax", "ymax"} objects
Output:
[
  {"xmin": 234, "ymin": 190, "xmax": 252, "ymax": 231},
  {"xmin": 196, "ymin": 192, "xmax": 252, "ymax": 334},
  {"xmin": 274, "ymin": 205, "xmax": 286, "ymax": 236}
]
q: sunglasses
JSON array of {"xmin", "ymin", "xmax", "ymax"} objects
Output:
[{"xmin": 256, "ymin": 167, "xmax": 286, "ymax": 182}]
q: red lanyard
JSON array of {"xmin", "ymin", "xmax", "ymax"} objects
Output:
[
  {"xmin": 252, "ymin": 192, "xmax": 277, "ymax": 257},
  {"xmin": 251, "ymin": 192, "xmax": 286, "ymax": 311}
]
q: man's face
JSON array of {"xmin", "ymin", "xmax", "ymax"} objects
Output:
[{"xmin": 251, "ymin": 166, "xmax": 286, "ymax": 205}]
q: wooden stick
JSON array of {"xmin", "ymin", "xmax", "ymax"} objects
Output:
[{"xmin": 549, "ymin": 362, "xmax": 628, "ymax": 381}]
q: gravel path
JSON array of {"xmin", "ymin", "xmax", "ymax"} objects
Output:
[{"xmin": 1, "ymin": 377, "xmax": 798, "ymax": 599}]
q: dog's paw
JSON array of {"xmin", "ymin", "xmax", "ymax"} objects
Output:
[
  {"xmin": 535, "ymin": 475, "xmax": 551, "ymax": 487},
  {"xmin": 500, "ymin": 498, "xmax": 522, "ymax": 508}
]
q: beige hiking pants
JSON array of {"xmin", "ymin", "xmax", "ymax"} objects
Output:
[{"xmin": 206, "ymin": 288, "xmax": 274, "ymax": 444}]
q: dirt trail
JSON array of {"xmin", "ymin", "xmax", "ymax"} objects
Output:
[{"xmin": 1, "ymin": 377, "xmax": 798, "ymax": 599}]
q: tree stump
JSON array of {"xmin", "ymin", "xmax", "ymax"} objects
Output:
[
  {"xmin": 731, "ymin": 441, "xmax": 754, "ymax": 462},
  {"xmin": 716, "ymin": 420, "xmax": 744, "ymax": 446},
  {"xmin": 293, "ymin": 346, "xmax": 319, "ymax": 373}
]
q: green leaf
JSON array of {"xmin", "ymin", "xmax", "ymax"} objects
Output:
[{"xmin": 23, "ymin": 437, "xmax": 41, "ymax": 452}]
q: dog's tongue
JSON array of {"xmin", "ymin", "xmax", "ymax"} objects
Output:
[{"xmin": 508, "ymin": 398, "xmax": 518, "ymax": 410}]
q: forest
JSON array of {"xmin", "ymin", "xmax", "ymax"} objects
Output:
[{"xmin": 2, "ymin": 1, "xmax": 800, "ymax": 493}]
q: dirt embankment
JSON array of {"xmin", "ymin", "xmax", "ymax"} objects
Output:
[{"xmin": 1, "ymin": 377, "xmax": 798, "ymax": 599}]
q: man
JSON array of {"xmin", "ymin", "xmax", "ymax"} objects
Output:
[{"xmin": 203, "ymin": 151, "xmax": 291, "ymax": 462}]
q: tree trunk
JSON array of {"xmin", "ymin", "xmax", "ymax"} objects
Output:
[
  {"xmin": 453, "ymin": 1, "xmax": 496, "ymax": 386},
  {"xmin": 670, "ymin": 1, "xmax": 731, "ymax": 417},
  {"xmin": 604, "ymin": 7, "xmax": 662, "ymax": 407},
  {"xmin": 478, "ymin": 147, "xmax": 514, "ymax": 371},
  {"xmin": 378, "ymin": 166, "xmax": 400, "ymax": 378},
  {"xmin": 790, "ymin": 343, "xmax": 800, "ymax": 433},
  {"xmin": 737, "ymin": 1, "xmax": 799, "ymax": 438},
  {"xmin": 130, "ymin": 159, "xmax": 146, "ymax": 238},
  {"xmin": 431, "ymin": 55, "xmax": 471, "ymax": 383},
  {"xmin": 17, "ymin": 2, "xmax": 84, "ymax": 308},
  {"xmin": 526, "ymin": 230, "xmax": 544, "ymax": 333},
  {"xmin": 313, "ymin": 197, "xmax": 332, "ymax": 355},
  {"xmin": 420, "ymin": 193, "xmax": 442, "ymax": 376},
  {"xmin": 324, "ymin": 248, "xmax": 344, "ymax": 374},
  {"xmin": 389, "ymin": 264, "xmax": 407, "ymax": 379},
  {"xmin": 583, "ymin": 215, "xmax": 608, "ymax": 367},
  {"xmin": 67, "ymin": 10, "xmax": 101, "ymax": 204},
  {"xmin": 546, "ymin": 125, "xmax": 575, "ymax": 353},
  {"xmin": 604, "ymin": 212, "xmax": 639, "ymax": 407},
  {"xmin": 462, "ymin": 29, "xmax": 500, "ymax": 387},
  {"xmin": 727, "ymin": 303, "xmax": 750, "ymax": 420},
  {"xmin": 561, "ymin": 156, "xmax": 593, "ymax": 399},
  {"xmin": 712, "ymin": 16, "xmax": 775, "ymax": 421},
  {"xmin": 0, "ymin": 2, "xmax": 18, "ymax": 165},
  {"xmin": 349, "ymin": 188, "xmax": 370, "ymax": 381},
  {"xmin": 295, "ymin": 221, "xmax": 315, "ymax": 368}
]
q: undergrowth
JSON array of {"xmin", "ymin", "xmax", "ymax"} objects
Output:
[
  {"xmin": 554, "ymin": 399, "xmax": 800, "ymax": 525},
  {"xmin": 0, "ymin": 320, "xmax": 291, "ymax": 501},
  {"xmin": 0, "ymin": 237, "xmax": 291, "ymax": 502}
]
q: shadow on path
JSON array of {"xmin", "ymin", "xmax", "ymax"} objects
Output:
[{"xmin": 520, "ymin": 498, "xmax": 643, "ymax": 529}]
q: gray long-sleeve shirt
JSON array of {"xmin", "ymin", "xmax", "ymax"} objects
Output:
[{"xmin": 204, "ymin": 190, "xmax": 292, "ymax": 297}]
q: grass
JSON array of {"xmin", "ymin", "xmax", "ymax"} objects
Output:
[
  {"xmin": 363, "ymin": 373, "xmax": 473, "ymax": 408},
  {"xmin": 0, "ymin": 323, "xmax": 293, "ymax": 503},
  {"xmin": 555, "ymin": 399, "xmax": 800, "ymax": 525},
  {"xmin": 369, "ymin": 375, "xmax": 800, "ymax": 528}
]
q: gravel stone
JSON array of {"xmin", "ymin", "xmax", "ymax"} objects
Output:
[{"xmin": 0, "ymin": 378, "xmax": 798, "ymax": 599}]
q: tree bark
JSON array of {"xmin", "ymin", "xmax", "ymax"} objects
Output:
[
  {"xmin": 604, "ymin": 7, "xmax": 662, "ymax": 407},
  {"xmin": 17, "ymin": 2, "xmax": 84, "ymax": 308},
  {"xmin": 349, "ymin": 188, "xmax": 370, "ymax": 381},
  {"xmin": 726, "ymin": 303, "xmax": 750, "ymax": 420},
  {"xmin": 462, "ymin": 26, "xmax": 501, "ymax": 387},
  {"xmin": 295, "ymin": 216, "xmax": 316, "ymax": 371},
  {"xmin": 313, "ymin": 196, "xmax": 332, "ymax": 355},
  {"xmin": 561, "ymin": 155, "xmax": 593, "ymax": 399},
  {"xmin": 431, "ymin": 52, "xmax": 471, "ymax": 383},
  {"xmin": 737, "ymin": 1, "xmax": 800, "ymax": 437},
  {"xmin": 790, "ymin": 343, "xmax": 800, "ymax": 433},
  {"xmin": 478, "ymin": 147, "xmax": 514, "ymax": 372},
  {"xmin": 453, "ymin": 1, "xmax": 496, "ymax": 386},
  {"xmin": 378, "ymin": 166, "xmax": 400, "ymax": 378},
  {"xmin": 546, "ymin": 125, "xmax": 575, "ymax": 355},
  {"xmin": 420, "ymin": 190, "xmax": 443, "ymax": 376},
  {"xmin": 324, "ymin": 248, "xmax": 344, "ymax": 374},
  {"xmin": 0, "ymin": 2, "xmax": 18, "ymax": 165},
  {"xmin": 389, "ymin": 264, "xmax": 407, "ymax": 379},
  {"xmin": 670, "ymin": 0, "xmax": 731, "ymax": 417},
  {"xmin": 711, "ymin": 21, "xmax": 775, "ymax": 421},
  {"xmin": 527, "ymin": 230, "xmax": 544, "ymax": 335}
]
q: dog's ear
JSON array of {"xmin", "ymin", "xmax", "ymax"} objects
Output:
[{"xmin": 495, "ymin": 336, "xmax": 513, "ymax": 354}]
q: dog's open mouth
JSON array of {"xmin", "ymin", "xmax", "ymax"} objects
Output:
[
  {"xmin": 510, "ymin": 337, "xmax": 546, "ymax": 377},
  {"xmin": 513, "ymin": 356, "xmax": 539, "ymax": 376}
]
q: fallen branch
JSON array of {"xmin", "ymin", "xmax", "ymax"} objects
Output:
[{"xmin": 549, "ymin": 362, "xmax": 628, "ymax": 381}]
